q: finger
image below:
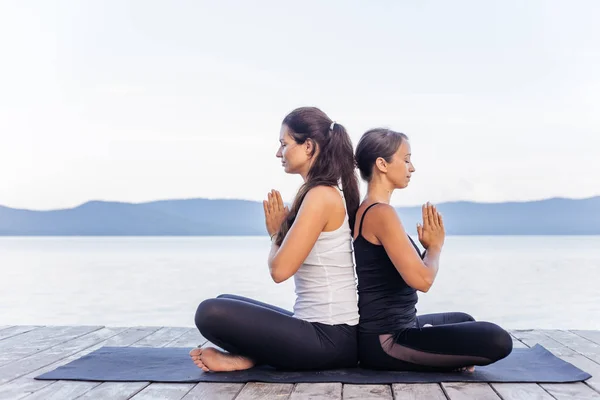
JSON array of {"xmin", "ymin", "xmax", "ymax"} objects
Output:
[
  {"xmin": 270, "ymin": 190, "xmax": 277, "ymax": 210},
  {"xmin": 427, "ymin": 204, "xmax": 435, "ymax": 228},
  {"xmin": 436, "ymin": 210, "xmax": 443, "ymax": 227},
  {"xmin": 263, "ymin": 200, "xmax": 269, "ymax": 216},
  {"xmin": 269, "ymin": 189, "xmax": 275, "ymax": 211},
  {"xmin": 284, "ymin": 206, "xmax": 290, "ymax": 214},
  {"xmin": 438, "ymin": 212, "xmax": 445, "ymax": 232},
  {"xmin": 417, "ymin": 223, "xmax": 422, "ymax": 239},
  {"xmin": 275, "ymin": 190, "xmax": 284, "ymax": 212},
  {"xmin": 422, "ymin": 204, "xmax": 429, "ymax": 229},
  {"xmin": 431, "ymin": 205, "xmax": 439, "ymax": 228},
  {"xmin": 267, "ymin": 193, "xmax": 273, "ymax": 211}
]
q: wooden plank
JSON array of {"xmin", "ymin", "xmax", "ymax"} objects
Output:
[
  {"xmin": 572, "ymin": 330, "xmax": 600, "ymax": 346},
  {"xmin": 0, "ymin": 326, "xmax": 40, "ymax": 341},
  {"xmin": 21, "ymin": 381, "xmax": 100, "ymax": 400},
  {"xmin": 512, "ymin": 330, "xmax": 600, "ymax": 395},
  {"xmin": 0, "ymin": 326, "xmax": 102, "ymax": 366},
  {"xmin": 21, "ymin": 326, "xmax": 160, "ymax": 379},
  {"xmin": 0, "ymin": 326, "xmax": 125, "ymax": 384},
  {"xmin": 164, "ymin": 328, "xmax": 206, "ymax": 348},
  {"xmin": 182, "ymin": 382, "xmax": 244, "ymax": 400},
  {"xmin": 76, "ymin": 382, "xmax": 150, "ymax": 400},
  {"xmin": 129, "ymin": 383, "xmax": 195, "ymax": 400},
  {"xmin": 0, "ymin": 326, "xmax": 100, "ymax": 351},
  {"xmin": 509, "ymin": 330, "xmax": 577, "ymax": 357},
  {"xmin": 236, "ymin": 383, "xmax": 294, "ymax": 400},
  {"xmin": 3, "ymin": 327, "xmax": 159, "ymax": 400},
  {"xmin": 539, "ymin": 330, "xmax": 600, "ymax": 394},
  {"xmin": 0, "ymin": 378, "xmax": 56, "ymax": 400},
  {"xmin": 392, "ymin": 383, "xmax": 447, "ymax": 399},
  {"xmin": 491, "ymin": 383, "xmax": 554, "ymax": 400},
  {"xmin": 290, "ymin": 383, "xmax": 342, "ymax": 400},
  {"xmin": 70, "ymin": 326, "xmax": 192, "ymax": 400},
  {"xmin": 134, "ymin": 327, "xmax": 190, "ymax": 347},
  {"xmin": 542, "ymin": 382, "xmax": 600, "ymax": 399},
  {"xmin": 542, "ymin": 329, "xmax": 600, "ymax": 364},
  {"xmin": 342, "ymin": 384, "xmax": 393, "ymax": 400},
  {"xmin": 509, "ymin": 333, "xmax": 528, "ymax": 349},
  {"xmin": 441, "ymin": 383, "xmax": 500, "ymax": 400}
]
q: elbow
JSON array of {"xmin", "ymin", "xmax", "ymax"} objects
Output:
[
  {"xmin": 416, "ymin": 276, "xmax": 434, "ymax": 293},
  {"xmin": 269, "ymin": 262, "xmax": 288, "ymax": 284},
  {"xmin": 418, "ymin": 283, "xmax": 432, "ymax": 293},
  {"xmin": 270, "ymin": 271, "xmax": 287, "ymax": 284}
]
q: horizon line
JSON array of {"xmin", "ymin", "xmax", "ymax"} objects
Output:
[{"xmin": 2, "ymin": 194, "xmax": 599, "ymax": 213}]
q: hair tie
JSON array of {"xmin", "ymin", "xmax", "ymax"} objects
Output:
[{"xmin": 329, "ymin": 121, "xmax": 336, "ymax": 131}]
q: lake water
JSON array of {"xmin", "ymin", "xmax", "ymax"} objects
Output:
[{"xmin": 0, "ymin": 236, "xmax": 599, "ymax": 329}]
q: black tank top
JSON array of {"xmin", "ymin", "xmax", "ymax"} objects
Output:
[{"xmin": 354, "ymin": 203, "xmax": 421, "ymax": 334}]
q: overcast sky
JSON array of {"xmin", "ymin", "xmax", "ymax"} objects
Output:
[{"xmin": 1, "ymin": 0, "xmax": 599, "ymax": 210}]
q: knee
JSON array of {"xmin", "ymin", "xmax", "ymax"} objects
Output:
[
  {"xmin": 194, "ymin": 298, "xmax": 228, "ymax": 335},
  {"xmin": 482, "ymin": 322, "xmax": 513, "ymax": 361},
  {"xmin": 456, "ymin": 312, "xmax": 476, "ymax": 322}
]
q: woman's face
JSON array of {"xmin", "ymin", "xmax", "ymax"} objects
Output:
[
  {"xmin": 385, "ymin": 140, "xmax": 415, "ymax": 189},
  {"xmin": 276, "ymin": 124, "xmax": 311, "ymax": 175}
]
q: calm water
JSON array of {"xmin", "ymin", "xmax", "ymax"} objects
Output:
[{"xmin": 0, "ymin": 236, "xmax": 599, "ymax": 329}]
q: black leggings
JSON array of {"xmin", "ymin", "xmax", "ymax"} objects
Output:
[
  {"xmin": 194, "ymin": 294, "xmax": 358, "ymax": 370},
  {"xmin": 359, "ymin": 312, "xmax": 513, "ymax": 371}
]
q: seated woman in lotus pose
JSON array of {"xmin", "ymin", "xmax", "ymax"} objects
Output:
[
  {"xmin": 190, "ymin": 107, "xmax": 361, "ymax": 372},
  {"xmin": 352, "ymin": 128, "xmax": 513, "ymax": 372}
]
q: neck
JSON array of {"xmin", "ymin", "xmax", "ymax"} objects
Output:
[
  {"xmin": 366, "ymin": 180, "xmax": 394, "ymax": 204},
  {"xmin": 299, "ymin": 163, "xmax": 312, "ymax": 183},
  {"xmin": 300, "ymin": 171, "xmax": 309, "ymax": 183}
]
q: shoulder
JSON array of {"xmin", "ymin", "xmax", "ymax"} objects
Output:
[
  {"xmin": 363, "ymin": 203, "xmax": 403, "ymax": 229},
  {"xmin": 365, "ymin": 202, "xmax": 396, "ymax": 218},
  {"xmin": 303, "ymin": 185, "xmax": 342, "ymax": 208}
]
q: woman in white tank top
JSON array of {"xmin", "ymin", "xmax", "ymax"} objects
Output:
[{"xmin": 190, "ymin": 107, "xmax": 361, "ymax": 372}]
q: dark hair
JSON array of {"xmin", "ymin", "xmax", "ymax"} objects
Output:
[
  {"xmin": 275, "ymin": 107, "xmax": 360, "ymax": 245},
  {"xmin": 355, "ymin": 128, "xmax": 409, "ymax": 182}
]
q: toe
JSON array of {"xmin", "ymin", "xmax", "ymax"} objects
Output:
[{"xmin": 189, "ymin": 348, "xmax": 202, "ymax": 356}]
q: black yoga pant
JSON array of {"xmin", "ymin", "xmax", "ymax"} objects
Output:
[
  {"xmin": 194, "ymin": 294, "xmax": 358, "ymax": 370},
  {"xmin": 359, "ymin": 312, "xmax": 513, "ymax": 371}
]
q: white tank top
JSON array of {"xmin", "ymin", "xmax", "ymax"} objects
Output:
[{"xmin": 293, "ymin": 187, "xmax": 359, "ymax": 326}]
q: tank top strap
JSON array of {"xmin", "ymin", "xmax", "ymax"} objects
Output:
[{"xmin": 358, "ymin": 202, "xmax": 381, "ymax": 237}]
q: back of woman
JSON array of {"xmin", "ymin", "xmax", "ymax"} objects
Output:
[
  {"xmin": 353, "ymin": 128, "xmax": 513, "ymax": 372},
  {"xmin": 294, "ymin": 209, "xmax": 359, "ymax": 325}
]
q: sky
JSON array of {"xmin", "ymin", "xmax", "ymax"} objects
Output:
[{"xmin": 0, "ymin": 0, "xmax": 599, "ymax": 210}]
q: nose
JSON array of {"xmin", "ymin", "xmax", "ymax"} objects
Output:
[{"xmin": 276, "ymin": 148, "xmax": 282, "ymax": 158}]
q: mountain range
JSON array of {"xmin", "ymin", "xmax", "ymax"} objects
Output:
[{"xmin": 0, "ymin": 196, "xmax": 599, "ymax": 236}]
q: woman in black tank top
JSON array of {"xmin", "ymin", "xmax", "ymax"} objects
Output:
[{"xmin": 353, "ymin": 128, "xmax": 512, "ymax": 372}]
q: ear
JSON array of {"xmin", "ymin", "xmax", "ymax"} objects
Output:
[
  {"xmin": 375, "ymin": 157, "xmax": 388, "ymax": 173},
  {"xmin": 305, "ymin": 139, "xmax": 315, "ymax": 155}
]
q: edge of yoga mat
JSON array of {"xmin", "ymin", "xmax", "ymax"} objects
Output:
[{"xmin": 35, "ymin": 344, "xmax": 592, "ymax": 384}]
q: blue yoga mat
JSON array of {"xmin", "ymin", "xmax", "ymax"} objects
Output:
[{"xmin": 35, "ymin": 344, "xmax": 591, "ymax": 384}]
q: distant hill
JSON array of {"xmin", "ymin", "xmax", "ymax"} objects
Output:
[{"xmin": 0, "ymin": 196, "xmax": 599, "ymax": 236}]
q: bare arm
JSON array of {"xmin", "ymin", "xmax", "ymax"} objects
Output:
[
  {"xmin": 371, "ymin": 203, "xmax": 444, "ymax": 292},
  {"xmin": 268, "ymin": 186, "xmax": 337, "ymax": 283}
]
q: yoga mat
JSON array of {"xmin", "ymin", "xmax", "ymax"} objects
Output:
[{"xmin": 35, "ymin": 344, "xmax": 591, "ymax": 384}]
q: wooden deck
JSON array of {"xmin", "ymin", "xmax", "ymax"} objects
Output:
[{"xmin": 0, "ymin": 326, "xmax": 597, "ymax": 399}]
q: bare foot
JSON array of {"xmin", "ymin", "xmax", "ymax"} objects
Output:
[
  {"xmin": 189, "ymin": 348, "xmax": 209, "ymax": 372},
  {"xmin": 199, "ymin": 347, "xmax": 255, "ymax": 372},
  {"xmin": 455, "ymin": 365, "xmax": 475, "ymax": 372}
]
